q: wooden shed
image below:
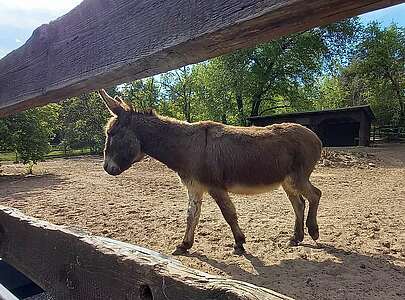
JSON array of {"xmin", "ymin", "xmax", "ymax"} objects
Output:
[{"xmin": 248, "ymin": 105, "xmax": 376, "ymax": 146}]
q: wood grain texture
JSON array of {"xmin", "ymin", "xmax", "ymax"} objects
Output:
[
  {"xmin": 0, "ymin": 206, "xmax": 291, "ymax": 300},
  {"xmin": 0, "ymin": 0, "xmax": 403, "ymax": 116}
]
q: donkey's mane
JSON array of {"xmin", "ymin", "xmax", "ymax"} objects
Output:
[
  {"xmin": 132, "ymin": 108, "xmax": 156, "ymax": 116},
  {"xmin": 105, "ymin": 108, "xmax": 189, "ymax": 133}
]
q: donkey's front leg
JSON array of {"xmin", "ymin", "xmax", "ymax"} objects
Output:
[
  {"xmin": 173, "ymin": 182, "xmax": 204, "ymax": 255},
  {"xmin": 209, "ymin": 188, "xmax": 246, "ymax": 255}
]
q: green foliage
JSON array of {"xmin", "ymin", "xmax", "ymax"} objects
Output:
[
  {"xmin": 121, "ymin": 78, "xmax": 160, "ymax": 110},
  {"xmin": 355, "ymin": 23, "xmax": 405, "ymax": 125},
  {"xmin": 192, "ymin": 60, "xmax": 239, "ymax": 124},
  {"xmin": 159, "ymin": 67, "xmax": 196, "ymax": 122},
  {"xmin": 0, "ymin": 118, "xmax": 14, "ymax": 151},
  {"xmin": 179, "ymin": 18, "xmax": 361, "ymax": 124},
  {"xmin": 0, "ymin": 105, "xmax": 59, "ymax": 168},
  {"xmin": 316, "ymin": 23, "xmax": 405, "ymax": 126},
  {"xmin": 313, "ymin": 76, "xmax": 347, "ymax": 110},
  {"xmin": 59, "ymin": 92, "xmax": 110, "ymax": 153}
]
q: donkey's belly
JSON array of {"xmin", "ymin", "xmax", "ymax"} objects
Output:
[{"xmin": 228, "ymin": 182, "xmax": 281, "ymax": 195}]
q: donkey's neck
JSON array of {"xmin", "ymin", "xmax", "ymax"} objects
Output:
[{"xmin": 131, "ymin": 113, "xmax": 195, "ymax": 172}]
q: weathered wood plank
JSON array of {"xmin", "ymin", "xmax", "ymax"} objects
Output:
[
  {"xmin": 0, "ymin": 0, "xmax": 403, "ymax": 116},
  {"xmin": 0, "ymin": 206, "xmax": 292, "ymax": 300}
]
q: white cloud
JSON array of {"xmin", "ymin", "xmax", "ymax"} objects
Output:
[
  {"xmin": 0, "ymin": 0, "xmax": 82, "ymax": 12},
  {"xmin": 0, "ymin": 0, "xmax": 82, "ymax": 29},
  {"xmin": 0, "ymin": 0, "xmax": 82, "ymax": 56}
]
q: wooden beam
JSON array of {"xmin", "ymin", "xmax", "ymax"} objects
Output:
[
  {"xmin": 0, "ymin": 0, "xmax": 403, "ymax": 116},
  {"xmin": 0, "ymin": 206, "xmax": 291, "ymax": 300}
]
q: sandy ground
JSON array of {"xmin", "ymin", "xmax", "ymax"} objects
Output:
[{"xmin": 1, "ymin": 144, "xmax": 404, "ymax": 300}]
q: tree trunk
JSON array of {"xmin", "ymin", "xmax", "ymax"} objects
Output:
[
  {"xmin": 183, "ymin": 100, "xmax": 191, "ymax": 123},
  {"xmin": 386, "ymin": 72, "xmax": 404, "ymax": 124},
  {"xmin": 250, "ymin": 95, "xmax": 262, "ymax": 117},
  {"xmin": 221, "ymin": 114, "xmax": 227, "ymax": 124},
  {"xmin": 236, "ymin": 92, "xmax": 246, "ymax": 126},
  {"xmin": 249, "ymin": 70, "xmax": 276, "ymax": 118}
]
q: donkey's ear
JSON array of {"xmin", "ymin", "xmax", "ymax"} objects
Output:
[
  {"xmin": 114, "ymin": 95, "xmax": 124, "ymax": 103},
  {"xmin": 115, "ymin": 95, "xmax": 134, "ymax": 112},
  {"xmin": 99, "ymin": 89, "xmax": 123, "ymax": 116}
]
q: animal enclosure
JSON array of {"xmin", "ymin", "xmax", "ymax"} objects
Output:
[
  {"xmin": 1, "ymin": 145, "xmax": 404, "ymax": 299},
  {"xmin": 1, "ymin": 0, "xmax": 404, "ymax": 299}
]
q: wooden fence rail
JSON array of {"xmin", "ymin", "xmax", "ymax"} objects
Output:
[
  {"xmin": 0, "ymin": 206, "xmax": 292, "ymax": 300},
  {"xmin": 0, "ymin": 0, "xmax": 403, "ymax": 116}
]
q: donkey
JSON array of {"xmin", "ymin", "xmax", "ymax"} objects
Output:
[{"xmin": 99, "ymin": 89, "xmax": 322, "ymax": 255}]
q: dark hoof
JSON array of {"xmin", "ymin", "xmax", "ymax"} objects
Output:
[
  {"xmin": 172, "ymin": 245, "xmax": 189, "ymax": 256},
  {"xmin": 288, "ymin": 232, "xmax": 303, "ymax": 246},
  {"xmin": 308, "ymin": 226, "xmax": 319, "ymax": 241},
  {"xmin": 233, "ymin": 244, "xmax": 245, "ymax": 255},
  {"xmin": 288, "ymin": 238, "xmax": 300, "ymax": 247}
]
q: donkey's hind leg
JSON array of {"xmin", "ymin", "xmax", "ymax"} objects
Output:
[
  {"xmin": 282, "ymin": 181, "xmax": 305, "ymax": 246},
  {"xmin": 209, "ymin": 188, "xmax": 246, "ymax": 255},
  {"xmin": 301, "ymin": 181, "xmax": 321, "ymax": 241},
  {"xmin": 173, "ymin": 182, "xmax": 204, "ymax": 255}
]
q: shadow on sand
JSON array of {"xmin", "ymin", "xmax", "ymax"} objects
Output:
[
  {"xmin": 189, "ymin": 243, "xmax": 405, "ymax": 299},
  {"xmin": 0, "ymin": 173, "xmax": 67, "ymax": 201}
]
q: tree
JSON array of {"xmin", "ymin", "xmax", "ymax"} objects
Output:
[
  {"xmin": 188, "ymin": 18, "xmax": 361, "ymax": 125},
  {"xmin": 192, "ymin": 60, "xmax": 239, "ymax": 124},
  {"xmin": 60, "ymin": 92, "xmax": 110, "ymax": 153},
  {"xmin": 355, "ymin": 23, "xmax": 405, "ymax": 125},
  {"xmin": 160, "ymin": 66, "xmax": 196, "ymax": 122},
  {"xmin": 0, "ymin": 118, "xmax": 14, "ymax": 152},
  {"xmin": 315, "ymin": 23, "xmax": 405, "ymax": 126},
  {"xmin": 0, "ymin": 105, "xmax": 59, "ymax": 173},
  {"xmin": 121, "ymin": 78, "xmax": 160, "ymax": 111}
]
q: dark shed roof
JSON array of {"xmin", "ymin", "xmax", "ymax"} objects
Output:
[{"xmin": 248, "ymin": 105, "xmax": 376, "ymax": 122}]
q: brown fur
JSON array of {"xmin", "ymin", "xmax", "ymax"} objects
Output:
[{"xmin": 99, "ymin": 90, "xmax": 322, "ymax": 254}]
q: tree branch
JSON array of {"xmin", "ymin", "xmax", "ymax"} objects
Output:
[{"xmin": 259, "ymin": 105, "xmax": 291, "ymax": 116}]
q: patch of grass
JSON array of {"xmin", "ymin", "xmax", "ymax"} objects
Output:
[
  {"xmin": 0, "ymin": 147, "xmax": 94, "ymax": 162},
  {"xmin": 0, "ymin": 152, "xmax": 17, "ymax": 162}
]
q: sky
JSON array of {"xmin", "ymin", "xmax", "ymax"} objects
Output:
[{"xmin": 0, "ymin": 1, "xmax": 404, "ymax": 59}]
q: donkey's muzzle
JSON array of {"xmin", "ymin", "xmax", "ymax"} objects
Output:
[{"xmin": 104, "ymin": 161, "xmax": 122, "ymax": 176}]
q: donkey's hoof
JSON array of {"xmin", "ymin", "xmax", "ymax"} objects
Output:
[
  {"xmin": 172, "ymin": 246, "xmax": 188, "ymax": 256},
  {"xmin": 233, "ymin": 244, "xmax": 245, "ymax": 255},
  {"xmin": 288, "ymin": 238, "xmax": 301, "ymax": 247},
  {"xmin": 308, "ymin": 226, "xmax": 319, "ymax": 241}
]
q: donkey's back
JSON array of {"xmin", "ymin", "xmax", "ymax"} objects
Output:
[{"xmin": 198, "ymin": 122, "xmax": 322, "ymax": 193}]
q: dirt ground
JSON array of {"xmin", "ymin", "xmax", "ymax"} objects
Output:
[{"xmin": 1, "ymin": 144, "xmax": 404, "ymax": 300}]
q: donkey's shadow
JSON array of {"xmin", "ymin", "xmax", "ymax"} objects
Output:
[{"xmin": 190, "ymin": 243, "xmax": 405, "ymax": 299}]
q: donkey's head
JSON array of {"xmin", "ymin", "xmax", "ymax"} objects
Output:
[{"xmin": 99, "ymin": 89, "xmax": 144, "ymax": 176}]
